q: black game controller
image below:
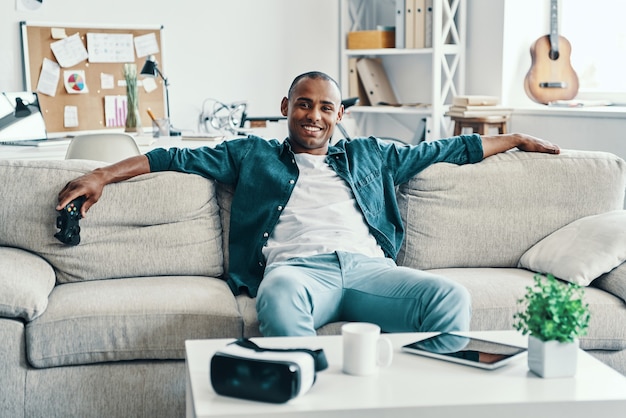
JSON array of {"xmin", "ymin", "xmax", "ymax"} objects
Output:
[{"xmin": 54, "ymin": 196, "xmax": 86, "ymax": 245}]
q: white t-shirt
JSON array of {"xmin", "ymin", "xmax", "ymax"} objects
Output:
[{"xmin": 262, "ymin": 153, "xmax": 384, "ymax": 266}]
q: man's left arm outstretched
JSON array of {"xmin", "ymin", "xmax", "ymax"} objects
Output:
[{"xmin": 481, "ymin": 133, "xmax": 560, "ymax": 159}]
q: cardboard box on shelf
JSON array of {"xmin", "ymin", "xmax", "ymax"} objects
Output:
[{"xmin": 347, "ymin": 30, "xmax": 395, "ymax": 49}]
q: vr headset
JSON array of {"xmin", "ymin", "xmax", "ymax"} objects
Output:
[{"xmin": 210, "ymin": 338, "xmax": 328, "ymax": 403}]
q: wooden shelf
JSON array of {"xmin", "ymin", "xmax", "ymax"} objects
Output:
[{"xmin": 345, "ymin": 48, "xmax": 434, "ymax": 56}]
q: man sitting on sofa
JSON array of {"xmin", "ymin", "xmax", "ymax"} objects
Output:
[{"xmin": 58, "ymin": 71, "xmax": 560, "ymax": 337}]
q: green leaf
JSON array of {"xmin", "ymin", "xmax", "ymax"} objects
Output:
[{"xmin": 512, "ymin": 273, "xmax": 590, "ymax": 343}]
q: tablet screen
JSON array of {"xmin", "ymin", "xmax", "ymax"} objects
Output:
[{"xmin": 402, "ymin": 333, "xmax": 527, "ymax": 370}]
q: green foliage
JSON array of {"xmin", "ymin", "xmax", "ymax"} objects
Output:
[{"xmin": 513, "ymin": 273, "xmax": 590, "ymax": 343}]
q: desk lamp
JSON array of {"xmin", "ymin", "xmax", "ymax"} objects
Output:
[
  {"xmin": 14, "ymin": 97, "xmax": 32, "ymax": 118},
  {"xmin": 140, "ymin": 55, "xmax": 181, "ymax": 136}
]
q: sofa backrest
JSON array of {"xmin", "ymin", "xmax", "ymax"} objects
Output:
[
  {"xmin": 396, "ymin": 149, "xmax": 626, "ymax": 270},
  {"xmin": 0, "ymin": 159, "xmax": 223, "ymax": 283}
]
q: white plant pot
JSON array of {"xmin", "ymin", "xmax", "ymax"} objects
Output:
[{"xmin": 527, "ymin": 335, "xmax": 579, "ymax": 378}]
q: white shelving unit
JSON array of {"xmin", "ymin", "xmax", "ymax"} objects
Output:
[{"xmin": 339, "ymin": 0, "xmax": 466, "ymax": 142}]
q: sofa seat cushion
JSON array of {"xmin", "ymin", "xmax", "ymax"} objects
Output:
[
  {"xmin": 25, "ymin": 276, "xmax": 242, "ymax": 368},
  {"xmin": 428, "ymin": 268, "xmax": 626, "ymax": 351},
  {"xmin": 0, "ymin": 159, "xmax": 224, "ymax": 283},
  {"xmin": 397, "ymin": 150, "xmax": 626, "ymax": 270},
  {"xmin": 0, "ymin": 247, "xmax": 55, "ymax": 320}
]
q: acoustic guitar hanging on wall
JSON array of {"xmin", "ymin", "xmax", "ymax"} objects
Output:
[{"xmin": 524, "ymin": 0, "xmax": 579, "ymax": 104}]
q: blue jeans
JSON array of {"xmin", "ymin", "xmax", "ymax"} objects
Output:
[{"xmin": 256, "ymin": 252, "xmax": 471, "ymax": 336}]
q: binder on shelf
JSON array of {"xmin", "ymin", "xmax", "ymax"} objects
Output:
[
  {"xmin": 395, "ymin": 0, "xmax": 405, "ymax": 48},
  {"xmin": 404, "ymin": 0, "xmax": 415, "ymax": 48},
  {"xmin": 414, "ymin": 0, "xmax": 426, "ymax": 48},
  {"xmin": 348, "ymin": 57, "xmax": 370, "ymax": 106},
  {"xmin": 355, "ymin": 58, "xmax": 398, "ymax": 106},
  {"xmin": 348, "ymin": 57, "xmax": 359, "ymax": 98},
  {"xmin": 424, "ymin": 0, "xmax": 433, "ymax": 47}
]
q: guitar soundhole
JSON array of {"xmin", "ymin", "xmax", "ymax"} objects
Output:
[{"xmin": 549, "ymin": 49, "xmax": 560, "ymax": 60}]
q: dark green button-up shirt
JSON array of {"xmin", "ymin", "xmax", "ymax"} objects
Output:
[{"xmin": 146, "ymin": 134, "xmax": 483, "ymax": 296}]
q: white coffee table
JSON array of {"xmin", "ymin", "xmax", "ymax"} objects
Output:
[{"xmin": 185, "ymin": 331, "xmax": 626, "ymax": 418}]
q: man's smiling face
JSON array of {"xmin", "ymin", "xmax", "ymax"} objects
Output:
[{"xmin": 281, "ymin": 76, "xmax": 344, "ymax": 155}]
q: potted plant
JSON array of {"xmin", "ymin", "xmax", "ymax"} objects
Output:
[{"xmin": 513, "ymin": 273, "xmax": 590, "ymax": 378}]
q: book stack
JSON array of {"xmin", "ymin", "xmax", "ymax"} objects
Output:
[{"xmin": 446, "ymin": 96, "xmax": 513, "ymax": 118}]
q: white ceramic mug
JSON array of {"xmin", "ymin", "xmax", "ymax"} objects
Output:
[{"xmin": 342, "ymin": 322, "xmax": 393, "ymax": 376}]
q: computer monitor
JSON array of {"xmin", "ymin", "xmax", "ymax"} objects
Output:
[{"xmin": 0, "ymin": 91, "xmax": 48, "ymax": 144}]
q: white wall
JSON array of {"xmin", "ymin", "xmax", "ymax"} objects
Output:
[{"xmin": 0, "ymin": 0, "xmax": 339, "ymax": 134}]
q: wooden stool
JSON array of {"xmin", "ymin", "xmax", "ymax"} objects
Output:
[{"xmin": 450, "ymin": 115, "xmax": 509, "ymax": 136}]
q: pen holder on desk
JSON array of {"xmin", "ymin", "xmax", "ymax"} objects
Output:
[{"xmin": 152, "ymin": 118, "xmax": 170, "ymax": 138}]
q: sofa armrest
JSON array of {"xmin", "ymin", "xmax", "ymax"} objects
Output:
[
  {"xmin": 0, "ymin": 247, "xmax": 55, "ymax": 321},
  {"xmin": 592, "ymin": 262, "xmax": 626, "ymax": 304}
]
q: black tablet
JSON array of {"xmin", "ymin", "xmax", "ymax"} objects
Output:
[{"xmin": 402, "ymin": 333, "xmax": 527, "ymax": 370}]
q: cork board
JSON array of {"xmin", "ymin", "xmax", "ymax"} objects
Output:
[{"xmin": 20, "ymin": 22, "xmax": 166, "ymax": 134}]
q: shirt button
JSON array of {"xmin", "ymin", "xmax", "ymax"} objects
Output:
[
  {"xmin": 263, "ymin": 232, "xmax": 269, "ymax": 238},
  {"xmin": 258, "ymin": 262, "xmax": 264, "ymax": 267},
  {"xmin": 277, "ymin": 205, "xmax": 283, "ymax": 211},
  {"xmin": 289, "ymin": 179, "xmax": 295, "ymax": 184}
]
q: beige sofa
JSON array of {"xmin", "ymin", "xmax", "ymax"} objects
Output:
[{"xmin": 1, "ymin": 148, "xmax": 625, "ymax": 417}]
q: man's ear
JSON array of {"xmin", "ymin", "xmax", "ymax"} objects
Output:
[
  {"xmin": 280, "ymin": 97, "xmax": 289, "ymax": 116},
  {"xmin": 337, "ymin": 104, "xmax": 345, "ymax": 122}
]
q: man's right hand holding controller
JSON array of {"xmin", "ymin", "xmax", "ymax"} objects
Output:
[{"xmin": 57, "ymin": 155, "xmax": 151, "ymax": 217}]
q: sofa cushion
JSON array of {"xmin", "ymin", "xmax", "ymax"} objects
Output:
[
  {"xmin": 518, "ymin": 210, "xmax": 626, "ymax": 286},
  {"xmin": 216, "ymin": 182, "xmax": 234, "ymax": 276},
  {"xmin": 0, "ymin": 319, "xmax": 26, "ymax": 418},
  {"xmin": 397, "ymin": 150, "xmax": 626, "ymax": 270},
  {"xmin": 592, "ymin": 263, "xmax": 626, "ymax": 304},
  {"xmin": 0, "ymin": 159, "xmax": 223, "ymax": 283},
  {"xmin": 25, "ymin": 276, "xmax": 242, "ymax": 368},
  {"xmin": 0, "ymin": 247, "xmax": 55, "ymax": 320},
  {"xmin": 428, "ymin": 268, "xmax": 626, "ymax": 351}
]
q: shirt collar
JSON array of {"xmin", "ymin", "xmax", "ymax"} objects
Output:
[{"xmin": 280, "ymin": 138, "xmax": 346, "ymax": 158}]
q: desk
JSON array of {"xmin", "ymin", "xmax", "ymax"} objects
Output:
[{"xmin": 0, "ymin": 135, "xmax": 228, "ymax": 161}]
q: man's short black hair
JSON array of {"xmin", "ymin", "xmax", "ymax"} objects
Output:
[{"xmin": 288, "ymin": 71, "xmax": 341, "ymax": 100}]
